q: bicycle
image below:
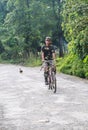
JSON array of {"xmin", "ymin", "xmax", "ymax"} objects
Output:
[{"xmin": 41, "ymin": 60, "xmax": 57, "ymax": 93}]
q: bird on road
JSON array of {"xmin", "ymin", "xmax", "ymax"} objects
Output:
[{"xmin": 19, "ymin": 68, "xmax": 23, "ymax": 73}]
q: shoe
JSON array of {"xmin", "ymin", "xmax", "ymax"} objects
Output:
[{"xmin": 45, "ymin": 81, "xmax": 48, "ymax": 85}]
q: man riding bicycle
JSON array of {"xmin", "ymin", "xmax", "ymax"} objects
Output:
[{"xmin": 41, "ymin": 36, "xmax": 56, "ymax": 85}]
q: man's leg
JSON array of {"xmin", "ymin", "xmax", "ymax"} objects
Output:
[
  {"xmin": 50, "ymin": 60, "xmax": 56, "ymax": 74},
  {"xmin": 44, "ymin": 72, "xmax": 48, "ymax": 85},
  {"xmin": 44, "ymin": 64, "xmax": 48, "ymax": 85}
]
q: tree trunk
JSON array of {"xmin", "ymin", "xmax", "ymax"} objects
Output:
[
  {"xmin": 52, "ymin": 0, "xmax": 64, "ymax": 57},
  {"xmin": 58, "ymin": 0, "xmax": 63, "ymax": 57}
]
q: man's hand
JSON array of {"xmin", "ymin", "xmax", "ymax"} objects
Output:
[
  {"xmin": 53, "ymin": 59, "xmax": 56, "ymax": 64},
  {"xmin": 42, "ymin": 59, "xmax": 44, "ymax": 62}
]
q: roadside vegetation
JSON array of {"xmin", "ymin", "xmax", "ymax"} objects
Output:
[
  {"xmin": 56, "ymin": 0, "xmax": 88, "ymax": 79},
  {"xmin": 0, "ymin": 0, "xmax": 88, "ymax": 79}
]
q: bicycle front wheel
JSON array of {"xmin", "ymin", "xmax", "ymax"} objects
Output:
[
  {"xmin": 52, "ymin": 72, "xmax": 57, "ymax": 93},
  {"xmin": 48, "ymin": 76, "xmax": 52, "ymax": 90}
]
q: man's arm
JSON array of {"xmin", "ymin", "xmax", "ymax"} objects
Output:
[
  {"xmin": 41, "ymin": 52, "xmax": 44, "ymax": 62},
  {"xmin": 53, "ymin": 52, "xmax": 56, "ymax": 60},
  {"xmin": 52, "ymin": 46, "xmax": 56, "ymax": 60}
]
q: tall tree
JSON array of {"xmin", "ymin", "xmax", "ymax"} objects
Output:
[{"xmin": 52, "ymin": 0, "xmax": 64, "ymax": 57}]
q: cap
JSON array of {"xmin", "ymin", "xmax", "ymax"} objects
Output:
[{"xmin": 45, "ymin": 37, "xmax": 52, "ymax": 41}]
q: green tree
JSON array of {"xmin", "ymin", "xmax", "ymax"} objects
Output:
[{"xmin": 62, "ymin": 0, "xmax": 88, "ymax": 59}]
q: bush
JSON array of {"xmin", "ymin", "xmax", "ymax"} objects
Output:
[
  {"xmin": 72, "ymin": 59, "xmax": 85, "ymax": 78},
  {"xmin": 83, "ymin": 55, "xmax": 88, "ymax": 79},
  {"xmin": 57, "ymin": 54, "xmax": 88, "ymax": 79},
  {"xmin": 25, "ymin": 56, "xmax": 41, "ymax": 67},
  {"xmin": 1, "ymin": 51, "xmax": 12, "ymax": 60},
  {"xmin": 57, "ymin": 54, "xmax": 76, "ymax": 75}
]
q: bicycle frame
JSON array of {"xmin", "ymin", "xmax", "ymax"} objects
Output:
[{"xmin": 45, "ymin": 61, "xmax": 56, "ymax": 93}]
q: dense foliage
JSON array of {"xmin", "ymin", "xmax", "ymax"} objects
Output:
[
  {"xmin": 0, "ymin": 0, "xmax": 64, "ymax": 62},
  {"xmin": 57, "ymin": 0, "xmax": 88, "ymax": 78}
]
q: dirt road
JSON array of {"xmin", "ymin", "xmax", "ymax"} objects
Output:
[{"xmin": 0, "ymin": 64, "xmax": 88, "ymax": 130}]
